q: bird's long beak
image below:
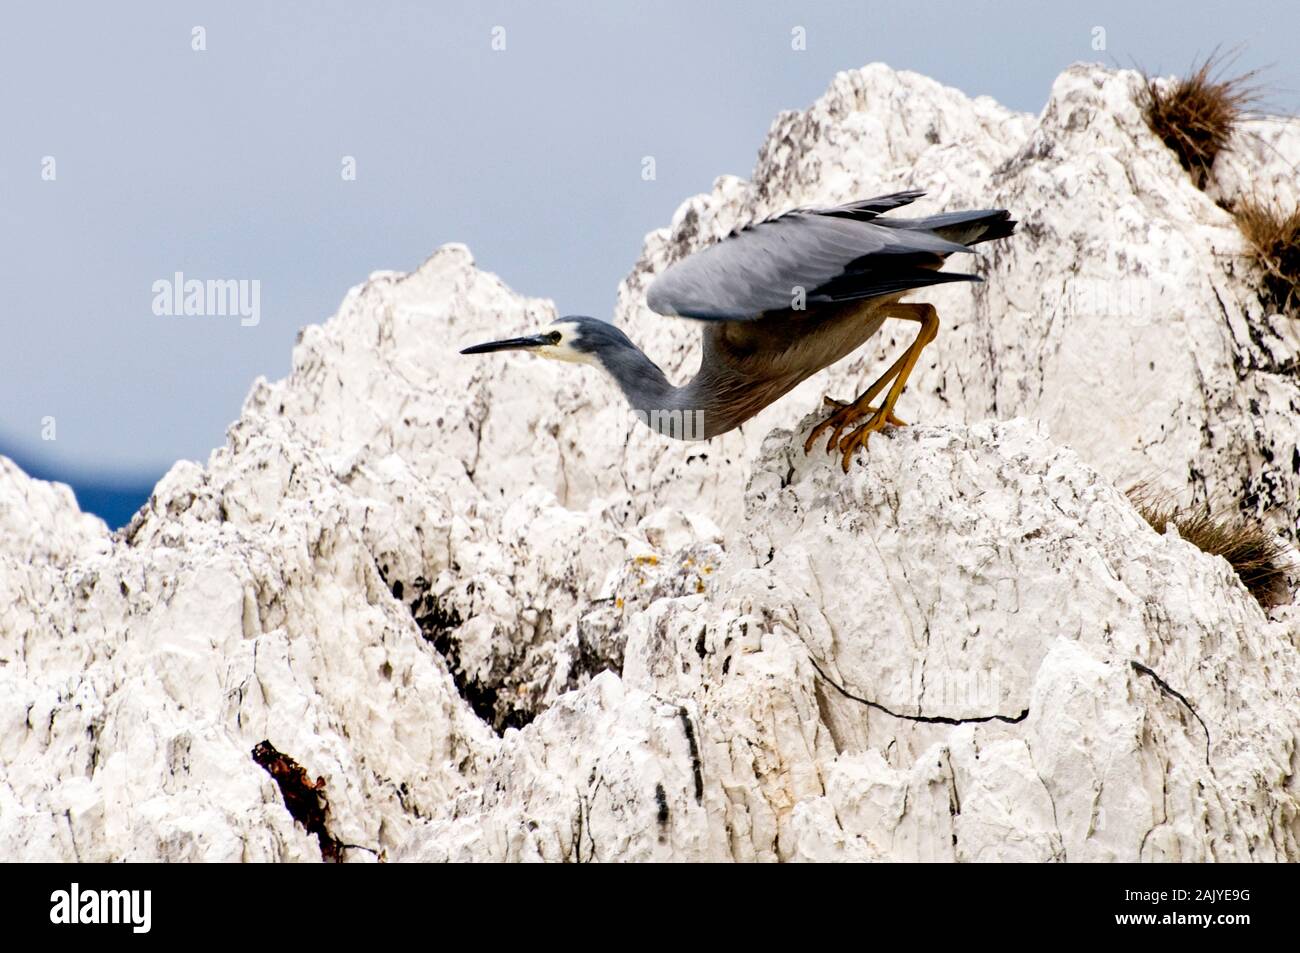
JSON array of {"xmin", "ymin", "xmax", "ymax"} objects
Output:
[{"xmin": 459, "ymin": 333, "xmax": 551, "ymax": 355}]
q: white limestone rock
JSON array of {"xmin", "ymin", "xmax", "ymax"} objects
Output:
[
  {"xmin": 0, "ymin": 457, "xmax": 108, "ymax": 567},
  {"xmin": 407, "ymin": 419, "xmax": 1299, "ymax": 862}
]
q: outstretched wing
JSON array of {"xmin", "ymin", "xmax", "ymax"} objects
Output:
[{"xmin": 645, "ymin": 191, "xmax": 1011, "ymax": 321}]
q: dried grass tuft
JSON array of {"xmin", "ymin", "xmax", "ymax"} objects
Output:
[
  {"xmin": 1128, "ymin": 486, "xmax": 1290, "ymax": 607},
  {"xmin": 1233, "ymin": 198, "xmax": 1300, "ymax": 316},
  {"xmin": 1140, "ymin": 52, "xmax": 1263, "ymax": 189}
]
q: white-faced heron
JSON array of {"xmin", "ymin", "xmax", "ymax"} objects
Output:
[{"xmin": 461, "ymin": 190, "xmax": 1014, "ymax": 470}]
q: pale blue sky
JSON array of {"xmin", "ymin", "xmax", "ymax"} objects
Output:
[{"xmin": 2, "ymin": 1, "xmax": 1296, "ymax": 498}]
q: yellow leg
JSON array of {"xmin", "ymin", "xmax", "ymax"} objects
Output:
[
  {"xmin": 803, "ymin": 349, "xmax": 908, "ymax": 454},
  {"xmin": 803, "ymin": 303, "xmax": 940, "ymax": 471}
]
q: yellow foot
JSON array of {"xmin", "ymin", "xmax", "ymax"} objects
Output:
[
  {"xmin": 804, "ymin": 398, "xmax": 906, "ymax": 457},
  {"xmin": 836, "ymin": 408, "xmax": 903, "ymax": 472},
  {"xmin": 804, "ymin": 398, "xmax": 866, "ymax": 455}
]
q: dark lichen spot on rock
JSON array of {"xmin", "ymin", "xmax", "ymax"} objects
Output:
[
  {"xmin": 408, "ymin": 577, "xmax": 464, "ymax": 643},
  {"xmin": 678, "ymin": 707, "xmax": 704, "ymax": 803},
  {"xmin": 404, "ymin": 575, "xmax": 534, "ymax": 735},
  {"xmin": 563, "ymin": 620, "xmax": 623, "ymax": 691},
  {"xmin": 655, "ymin": 783, "xmax": 669, "ymax": 826}
]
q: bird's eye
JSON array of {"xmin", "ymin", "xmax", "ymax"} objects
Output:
[{"xmin": 546, "ymin": 331, "xmax": 562, "ymax": 345}]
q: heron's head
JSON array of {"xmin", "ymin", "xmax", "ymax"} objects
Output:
[{"xmin": 459, "ymin": 316, "xmax": 630, "ymax": 366}]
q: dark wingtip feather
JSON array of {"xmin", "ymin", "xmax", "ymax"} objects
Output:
[
  {"xmin": 874, "ymin": 207, "xmax": 1017, "ymax": 247},
  {"xmin": 976, "ymin": 217, "xmax": 1017, "ymax": 243},
  {"xmin": 815, "ymin": 190, "xmax": 927, "ymax": 221}
]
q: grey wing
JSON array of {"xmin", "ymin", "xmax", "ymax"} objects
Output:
[{"xmin": 646, "ymin": 192, "xmax": 988, "ymax": 322}]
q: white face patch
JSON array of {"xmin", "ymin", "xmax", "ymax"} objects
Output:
[{"xmin": 536, "ymin": 320, "xmax": 597, "ymax": 365}]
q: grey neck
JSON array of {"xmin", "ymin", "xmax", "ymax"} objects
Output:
[
  {"xmin": 590, "ymin": 338, "xmax": 711, "ymax": 440},
  {"xmin": 591, "ymin": 336, "xmax": 772, "ymax": 441}
]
